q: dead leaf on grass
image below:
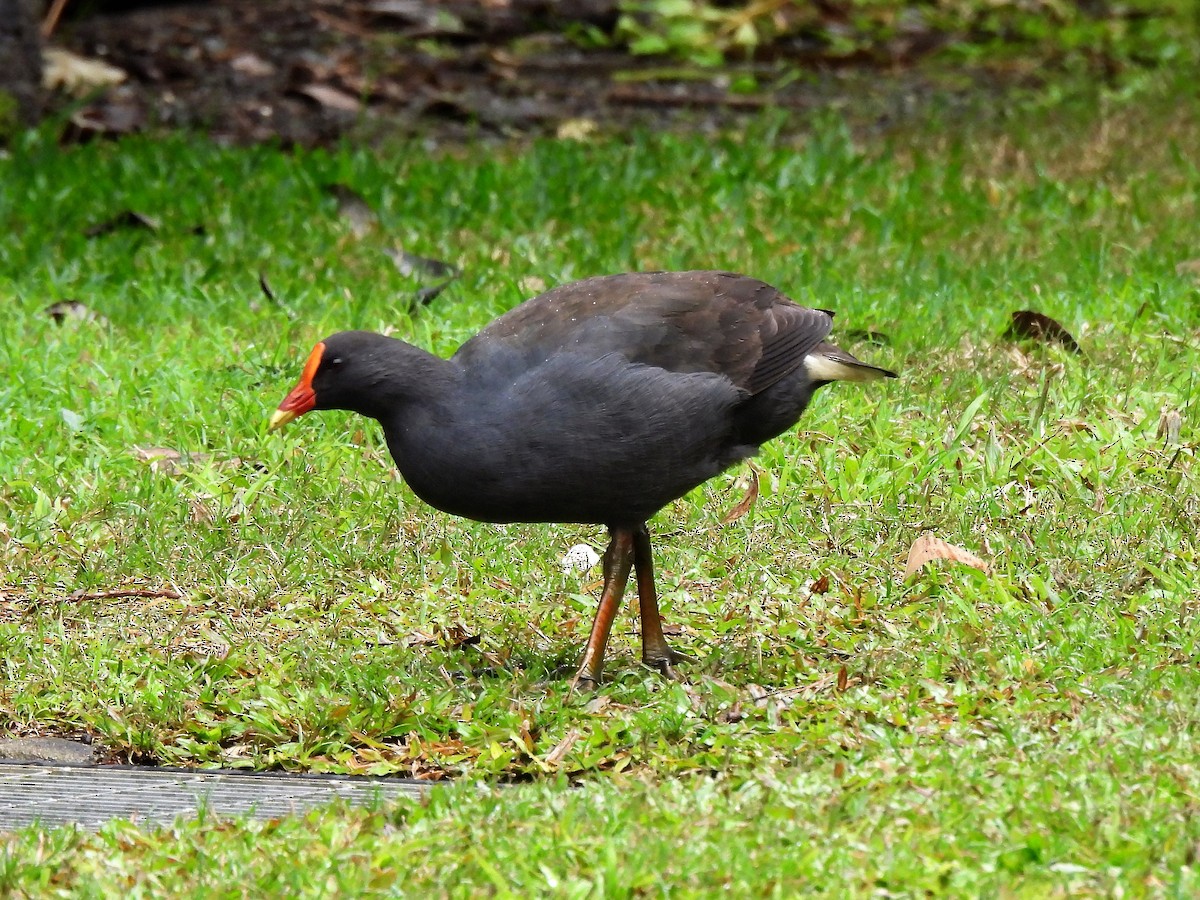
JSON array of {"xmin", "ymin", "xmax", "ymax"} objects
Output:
[
  {"xmin": 386, "ymin": 248, "xmax": 462, "ymax": 305},
  {"xmin": 1003, "ymin": 310, "xmax": 1082, "ymax": 355},
  {"xmin": 45, "ymin": 300, "xmax": 109, "ymax": 326},
  {"xmin": 325, "ymin": 183, "xmax": 378, "ymax": 236},
  {"xmin": 903, "ymin": 532, "xmax": 990, "ymax": 580},
  {"xmin": 296, "ymin": 83, "xmax": 362, "ymax": 113},
  {"xmin": 561, "ymin": 543, "xmax": 600, "ymax": 573},
  {"xmin": 716, "ymin": 702, "xmax": 744, "ymax": 724},
  {"xmin": 544, "ymin": 728, "xmax": 579, "ymax": 767},
  {"xmin": 131, "ymin": 446, "xmax": 232, "ymax": 475},
  {"xmin": 1158, "ymin": 409, "xmax": 1183, "ymax": 446},
  {"xmin": 720, "ymin": 466, "xmax": 759, "ymax": 524},
  {"xmin": 65, "ymin": 96, "xmax": 144, "ymax": 140},
  {"xmin": 584, "ymin": 695, "xmax": 613, "ymax": 715},
  {"xmin": 229, "ymin": 52, "xmax": 275, "ymax": 78},
  {"xmin": 85, "ymin": 210, "xmax": 160, "ymax": 237},
  {"xmin": 406, "ymin": 623, "xmax": 479, "ymax": 649},
  {"xmin": 556, "ymin": 117, "xmax": 598, "ymax": 141},
  {"xmin": 1174, "ymin": 259, "xmax": 1200, "ymax": 277},
  {"xmin": 387, "ymin": 248, "xmax": 460, "ymax": 281},
  {"xmin": 42, "ymin": 47, "xmax": 126, "ymax": 95}
]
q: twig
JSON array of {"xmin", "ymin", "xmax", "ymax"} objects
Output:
[
  {"xmin": 69, "ymin": 588, "xmax": 181, "ymax": 602},
  {"xmin": 42, "ymin": 0, "xmax": 71, "ymax": 38}
]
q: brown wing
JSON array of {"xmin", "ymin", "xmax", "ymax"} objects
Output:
[{"xmin": 456, "ymin": 270, "xmax": 832, "ymax": 396}]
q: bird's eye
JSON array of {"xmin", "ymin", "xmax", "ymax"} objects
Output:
[{"xmin": 330, "ymin": 357, "xmax": 344, "ymax": 367}]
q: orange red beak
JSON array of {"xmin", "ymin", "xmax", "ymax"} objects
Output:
[{"xmin": 268, "ymin": 341, "xmax": 324, "ymax": 431}]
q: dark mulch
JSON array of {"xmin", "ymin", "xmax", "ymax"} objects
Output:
[{"xmin": 51, "ymin": 0, "xmax": 1021, "ymax": 146}]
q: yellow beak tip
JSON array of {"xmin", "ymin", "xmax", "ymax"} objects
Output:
[{"xmin": 268, "ymin": 409, "xmax": 297, "ymax": 432}]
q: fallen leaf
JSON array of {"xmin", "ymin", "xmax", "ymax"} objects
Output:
[
  {"xmin": 561, "ymin": 543, "xmax": 600, "ymax": 573},
  {"xmin": 66, "ymin": 96, "xmax": 143, "ymax": 140},
  {"xmin": 386, "ymin": 248, "xmax": 462, "ymax": 305},
  {"xmin": 132, "ymin": 446, "xmax": 184, "ymax": 474},
  {"xmin": 387, "ymin": 248, "xmax": 460, "ymax": 280},
  {"xmin": 903, "ymin": 532, "xmax": 990, "ymax": 580},
  {"xmin": 716, "ymin": 702, "xmax": 744, "ymax": 724},
  {"xmin": 258, "ymin": 271, "xmax": 278, "ymax": 305},
  {"xmin": 406, "ymin": 623, "xmax": 478, "ymax": 649},
  {"xmin": 836, "ymin": 665, "xmax": 848, "ymax": 692},
  {"xmin": 325, "ymin": 183, "xmax": 377, "ymax": 236},
  {"xmin": 1174, "ymin": 259, "xmax": 1200, "ymax": 276},
  {"xmin": 85, "ymin": 210, "xmax": 159, "ymax": 237},
  {"xmin": 519, "ymin": 276, "xmax": 547, "ymax": 295},
  {"xmin": 45, "ymin": 300, "xmax": 109, "ymax": 326},
  {"xmin": 131, "ymin": 446, "xmax": 222, "ymax": 475},
  {"xmin": 297, "ymin": 83, "xmax": 362, "ymax": 113},
  {"xmin": 556, "ymin": 118, "xmax": 598, "ymax": 141},
  {"xmin": 584, "ymin": 695, "xmax": 612, "ymax": 715},
  {"xmin": 720, "ymin": 467, "xmax": 759, "ymax": 524},
  {"xmin": 810, "ymin": 575, "xmax": 830, "ymax": 594},
  {"xmin": 544, "ymin": 728, "xmax": 579, "ymax": 767},
  {"xmin": 42, "ymin": 47, "xmax": 126, "ymax": 95},
  {"xmin": 229, "ymin": 52, "xmax": 275, "ymax": 78},
  {"xmin": 1157, "ymin": 409, "xmax": 1183, "ymax": 446},
  {"xmin": 1003, "ymin": 310, "xmax": 1081, "ymax": 354},
  {"xmin": 415, "ymin": 280, "xmax": 456, "ymax": 305}
]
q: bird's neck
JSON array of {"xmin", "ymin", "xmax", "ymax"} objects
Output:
[{"xmin": 353, "ymin": 342, "xmax": 460, "ymax": 422}]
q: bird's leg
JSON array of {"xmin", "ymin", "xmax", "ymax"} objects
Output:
[
  {"xmin": 632, "ymin": 523, "xmax": 691, "ymax": 680},
  {"xmin": 573, "ymin": 527, "xmax": 635, "ymax": 690}
]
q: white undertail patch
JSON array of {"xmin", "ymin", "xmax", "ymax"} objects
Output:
[{"xmin": 804, "ymin": 353, "xmax": 890, "ymax": 382}]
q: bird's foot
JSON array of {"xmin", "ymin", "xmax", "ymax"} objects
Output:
[
  {"xmin": 642, "ymin": 646, "xmax": 695, "ymax": 681},
  {"xmin": 569, "ymin": 668, "xmax": 601, "ymax": 695}
]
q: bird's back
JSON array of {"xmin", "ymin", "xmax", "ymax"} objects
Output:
[{"xmin": 453, "ymin": 270, "xmax": 835, "ymax": 395}]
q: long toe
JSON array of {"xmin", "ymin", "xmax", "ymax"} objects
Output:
[
  {"xmin": 643, "ymin": 646, "xmax": 695, "ymax": 679},
  {"xmin": 570, "ymin": 667, "xmax": 601, "ymax": 694}
]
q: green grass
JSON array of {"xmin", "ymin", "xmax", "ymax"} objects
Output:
[{"xmin": 2, "ymin": 71, "xmax": 1200, "ymax": 893}]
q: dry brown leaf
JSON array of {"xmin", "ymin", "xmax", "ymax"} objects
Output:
[
  {"xmin": 720, "ymin": 467, "xmax": 759, "ymax": 524},
  {"xmin": 544, "ymin": 728, "xmax": 579, "ymax": 767},
  {"xmin": 42, "ymin": 47, "xmax": 126, "ymax": 95},
  {"xmin": 1003, "ymin": 310, "xmax": 1082, "ymax": 354},
  {"xmin": 325, "ymin": 183, "xmax": 377, "ymax": 236},
  {"xmin": 903, "ymin": 532, "xmax": 990, "ymax": 580},
  {"xmin": 556, "ymin": 118, "xmax": 598, "ymax": 141},
  {"xmin": 298, "ymin": 84, "xmax": 362, "ymax": 113},
  {"xmin": 1158, "ymin": 409, "xmax": 1183, "ymax": 446},
  {"xmin": 1175, "ymin": 259, "xmax": 1200, "ymax": 277},
  {"xmin": 519, "ymin": 276, "xmax": 547, "ymax": 296},
  {"xmin": 229, "ymin": 52, "xmax": 275, "ymax": 78},
  {"xmin": 132, "ymin": 446, "xmax": 185, "ymax": 474},
  {"xmin": 45, "ymin": 300, "xmax": 109, "ymax": 326},
  {"xmin": 85, "ymin": 210, "xmax": 160, "ymax": 237},
  {"xmin": 584, "ymin": 695, "xmax": 612, "ymax": 715},
  {"xmin": 716, "ymin": 702, "xmax": 744, "ymax": 724},
  {"xmin": 406, "ymin": 623, "xmax": 478, "ymax": 649}
]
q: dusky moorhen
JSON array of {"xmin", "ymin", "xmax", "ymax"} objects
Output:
[{"xmin": 269, "ymin": 270, "xmax": 895, "ymax": 686}]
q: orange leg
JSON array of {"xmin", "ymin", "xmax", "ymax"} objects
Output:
[
  {"xmin": 632, "ymin": 524, "xmax": 690, "ymax": 679},
  {"xmin": 573, "ymin": 527, "xmax": 635, "ymax": 689}
]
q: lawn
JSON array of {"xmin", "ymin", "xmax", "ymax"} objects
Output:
[{"xmin": 1, "ymin": 69, "xmax": 1199, "ymax": 894}]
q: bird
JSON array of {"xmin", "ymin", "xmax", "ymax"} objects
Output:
[{"xmin": 269, "ymin": 270, "xmax": 896, "ymax": 687}]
